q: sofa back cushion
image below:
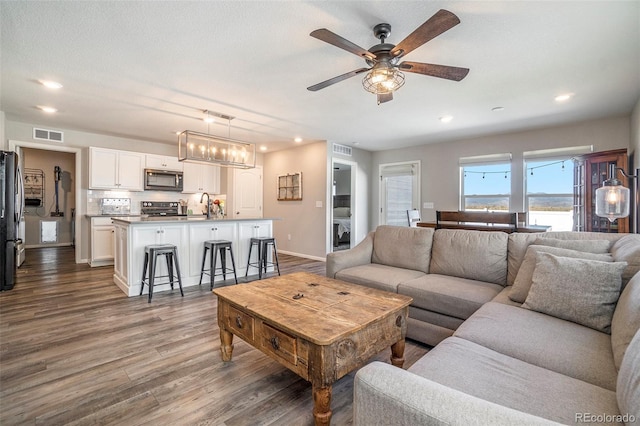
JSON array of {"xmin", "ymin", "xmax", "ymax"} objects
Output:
[
  {"xmin": 611, "ymin": 234, "xmax": 640, "ymax": 290},
  {"xmin": 372, "ymin": 225, "xmax": 434, "ymax": 274},
  {"xmin": 611, "ymin": 272, "xmax": 640, "ymax": 370},
  {"xmin": 507, "ymin": 231, "xmax": 624, "ymax": 286},
  {"xmin": 430, "ymin": 229, "xmax": 508, "ymax": 285},
  {"xmin": 617, "ymin": 328, "xmax": 640, "ymax": 422}
]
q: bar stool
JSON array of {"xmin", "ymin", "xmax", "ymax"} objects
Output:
[
  {"xmin": 199, "ymin": 240, "xmax": 238, "ymax": 289},
  {"xmin": 139, "ymin": 244, "xmax": 184, "ymax": 303},
  {"xmin": 245, "ymin": 237, "xmax": 281, "ymax": 280}
]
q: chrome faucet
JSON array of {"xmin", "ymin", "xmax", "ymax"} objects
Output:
[{"xmin": 200, "ymin": 192, "xmax": 211, "ymax": 219}]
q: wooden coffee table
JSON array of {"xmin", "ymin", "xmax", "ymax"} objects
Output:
[{"xmin": 213, "ymin": 272, "xmax": 412, "ymax": 425}]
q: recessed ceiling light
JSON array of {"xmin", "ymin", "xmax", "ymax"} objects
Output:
[
  {"xmin": 294, "ymin": 137, "xmax": 302, "ymax": 143},
  {"xmin": 174, "ymin": 131, "xmax": 182, "ymax": 135},
  {"xmin": 554, "ymin": 93, "xmax": 573, "ymax": 102},
  {"xmin": 37, "ymin": 105, "xmax": 57, "ymax": 113},
  {"xmin": 491, "ymin": 106, "xmax": 504, "ymax": 112},
  {"xmin": 439, "ymin": 115, "xmax": 453, "ymax": 123},
  {"xmin": 39, "ymin": 80, "xmax": 63, "ymax": 89},
  {"xmin": 260, "ymin": 146, "xmax": 267, "ymax": 151},
  {"xmin": 353, "ymin": 142, "xmax": 360, "ymax": 146}
]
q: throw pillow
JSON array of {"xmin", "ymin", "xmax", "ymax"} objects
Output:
[
  {"xmin": 533, "ymin": 237, "xmax": 611, "ymax": 254},
  {"xmin": 610, "ymin": 234, "xmax": 640, "ymax": 290},
  {"xmin": 509, "ymin": 245, "xmax": 613, "ymax": 303},
  {"xmin": 522, "ymin": 252, "xmax": 626, "ymax": 333}
]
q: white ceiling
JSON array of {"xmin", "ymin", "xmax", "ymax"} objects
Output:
[{"xmin": 1, "ymin": 1, "xmax": 639, "ymax": 152}]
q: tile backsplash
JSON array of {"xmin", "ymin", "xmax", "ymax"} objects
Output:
[{"xmin": 87, "ymin": 190, "xmax": 226, "ymax": 215}]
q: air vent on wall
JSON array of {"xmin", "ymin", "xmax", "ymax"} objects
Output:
[
  {"xmin": 33, "ymin": 128, "xmax": 64, "ymax": 143},
  {"xmin": 333, "ymin": 143, "xmax": 352, "ymax": 156}
]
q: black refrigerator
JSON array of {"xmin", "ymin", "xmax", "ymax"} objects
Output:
[{"xmin": 1, "ymin": 151, "xmax": 24, "ymax": 290}]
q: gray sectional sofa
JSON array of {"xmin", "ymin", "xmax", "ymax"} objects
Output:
[{"xmin": 326, "ymin": 226, "xmax": 640, "ymax": 425}]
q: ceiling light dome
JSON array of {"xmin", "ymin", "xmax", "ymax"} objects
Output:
[{"xmin": 362, "ymin": 63, "xmax": 405, "ymax": 95}]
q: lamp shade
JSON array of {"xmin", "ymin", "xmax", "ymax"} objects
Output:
[{"xmin": 595, "ymin": 181, "xmax": 630, "ymax": 222}]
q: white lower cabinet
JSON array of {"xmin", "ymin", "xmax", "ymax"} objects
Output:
[
  {"xmin": 238, "ymin": 221, "xmax": 273, "ymax": 276},
  {"xmin": 188, "ymin": 222, "xmax": 238, "ymax": 277},
  {"xmin": 90, "ymin": 217, "xmax": 115, "ymax": 267},
  {"xmin": 112, "ymin": 219, "xmax": 273, "ymax": 296}
]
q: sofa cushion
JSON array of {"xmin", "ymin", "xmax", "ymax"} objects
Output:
[
  {"xmin": 409, "ymin": 306, "xmax": 465, "ymax": 331},
  {"xmin": 510, "ymin": 245, "xmax": 612, "ymax": 303},
  {"xmin": 430, "ymin": 229, "xmax": 508, "ymax": 285},
  {"xmin": 617, "ymin": 329, "xmax": 640, "ymax": 422},
  {"xmin": 409, "ymin": 337, "xmax": 621, "ymax": 425},
  {"xmin": 399, "ymin": 274, "xmax": 503, "ymax": 320},
  {"xmin": 335, "ymin": 264, "xmax": 425, "ymax": 293},
  {"xmin": 610, "ymin": 234, "xmax": 640, "ymax": 289},
  {"xmin": 507, "ymin": 231, "xmax": 624, "ymax": 286},
  {"xmin": 454, "ymin": 302, "xmax": 618, "ymax": 390},
  {"xmin": 491, "ymin": 286, "xmax": 522, "ymax": 307},
  {"xmin": 372, "ymin": 225, "xmax": 434, "ymax": 274},
  {"xmin": 533, "ymin": 237, "xmax": 611, "ymax": 253},
  {"xmin": 522, "ymin": 253, "xmax": 625, "ymax": 333},
  {"xmin": 611, "ymin": 272, "xmax": 640, "ymax": 370}
]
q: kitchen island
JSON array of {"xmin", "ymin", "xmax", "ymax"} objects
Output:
[{"xmin": 111, "ymin": 216, "xmax": 277, "ymax": 297}]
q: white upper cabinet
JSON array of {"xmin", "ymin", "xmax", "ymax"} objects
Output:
[
  {"xmin": 145, "ymin": 154, "xmax": 183, "ymax": 171},
  {"xmin": 89, "ymin": 147, "xmax": 144, "ymax": 191},
  {"xmin": 182, "ymin": 162, "xmax": 220, "ymax": 194}
]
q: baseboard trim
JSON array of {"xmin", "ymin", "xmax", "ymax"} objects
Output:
[{"xmin": 278, "ymin": 250, "xmax": 326, "ymax": 262}]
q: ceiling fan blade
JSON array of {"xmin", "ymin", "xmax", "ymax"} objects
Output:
[
  {"xmin": 399, "ymin": 61, "xmax": 469, "ymax": 81},
  {"xmin": 391, "ymin": 9, "xmax": 461, "ymax": 58},
  {"xmin": 377, "ymin": 92, "xmax": 393, "ymax": 104},
  {"xmin": 310, "ymin": 29, "xmax": 376, "ymax": 60},
  {"xmin": 307, "ymin": 68, "xmax": 370, "ymax": 91}
]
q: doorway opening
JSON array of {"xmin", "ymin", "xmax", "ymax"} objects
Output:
[
  {"xmin": 332, "ymin": 160, "xmax": 356, "ymax": 251},
  {"xmin": 10, "ymin": 141, "xmax": 82, "ymax": 264}
]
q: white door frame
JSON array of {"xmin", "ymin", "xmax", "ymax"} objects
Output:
[
  {"xmin": 379, "ymin": 160, "xmax": 421, "ymax": 226},
  {"xmin": 9, "ymin": 140, "xmax": 83, "ymax": 264},
  {"xmin": 331, "ymin": 158, "xmax": 357, "ymax": 251}
]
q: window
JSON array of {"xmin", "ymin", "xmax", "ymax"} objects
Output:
[
  {"xmin": 380, "ymin": 161, "xmax": 420, "ymax": 226},
  {"xmin": 460, "ymin": 154, "xmax": 511, "ymax": 211},
  {"xmin": 525, "ymin": 158, "xmax": 574, "ymax": 231}
]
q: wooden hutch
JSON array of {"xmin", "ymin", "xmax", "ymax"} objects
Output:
[{"xmin": 573, "ymin": 148, "xmax": 629, "ymax": 233}]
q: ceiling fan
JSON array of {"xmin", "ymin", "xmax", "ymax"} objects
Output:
[{"xmin": 307, "ymin": 9, "xmax": 469, "ymax": 104}]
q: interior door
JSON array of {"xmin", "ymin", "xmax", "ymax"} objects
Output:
[
  {"xmin": 233, "ymin": 166, "xmax": 263, "ymax": 218},
  {"xmin": 380, "ymin": 161, "xmax": 420, "ymax": 226}
]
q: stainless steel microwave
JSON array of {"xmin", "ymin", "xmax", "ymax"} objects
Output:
[{"xmin": 144, "ymin": 169, "xmax": 183, "ymax": 191}]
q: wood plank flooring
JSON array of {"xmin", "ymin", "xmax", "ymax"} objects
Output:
[{"xmin": 0, "ymin": 247, "xmax": 429, "ymax": 425}]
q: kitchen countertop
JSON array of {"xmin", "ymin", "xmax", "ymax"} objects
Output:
[
  {"xmin": 111, "ymin": 216, "xmax": 279, "ymax": 224},
  {"xmin": 85, "ymin": 214, "xmax": 144, "ymax": 218}
]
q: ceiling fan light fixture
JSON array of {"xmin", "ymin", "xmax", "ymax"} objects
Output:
[{"xmin": 362, "ymin": 64, "xmax": 405, "ymax": 95}]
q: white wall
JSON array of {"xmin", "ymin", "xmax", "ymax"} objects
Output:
[
  {"xmin": 263, "ymin": 142, "xmax": 327, "ymax": 260},
  {"xmin": 371, "ymin": 115, "xmax": 631, "ymax": 229}
]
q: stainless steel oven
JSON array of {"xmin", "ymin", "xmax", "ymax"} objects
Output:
[{"xmin": 144, "ymin": 169, "xmax": 183, "ymax": 191}]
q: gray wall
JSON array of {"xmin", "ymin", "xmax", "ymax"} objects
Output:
[
  {"xmin": 333, "ymin": 170, "xmax": 351, "ymax": 195},
  {"xmin": 630, "ymin": 98, "xmax": 640, "ymax": 232},
  {"xmin": 263, "ymin": 141, "xmax": 328, "ymax": 259},
  {"xmin": 370, "ymin": 115, "xmax": 632, "ymax": 229}
]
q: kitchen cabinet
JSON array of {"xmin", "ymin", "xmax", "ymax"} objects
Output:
[
  {"xmin": 182, "ymin": 162, "xmax": 220, "ymax": 193},
  {"xmin": 111, "ymin": 217, "xmax": 275, "ymax": 296},
  {"xmin": 89, "ymin": 147, "xmax": 144, "ymax": 191},
  {"xmin": 573, "ymin": 149, "xmax": 629, "ymax": 233},
  {"xmin": 188, "ymin": 222, "xmax": 238, "ymax": 276},
  {"xmin": 145, "ymin": 154, "xmax": 183, "ymax": 171},
  {"xmin": 90, "ymin": 217, "xmax": 115, "ymax": 267}
]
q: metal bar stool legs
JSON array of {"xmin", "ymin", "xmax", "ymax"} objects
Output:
[
  {"xmin": 245, "ymin": 237, "xmax": 281, "ymax": 280},
  {"xmin": 199, "ymin": 240, "xmax": 238, "ymax": 289},
  {"xmin": 139, "ymin": 244, "xmax": 184, "ymax": 303}
]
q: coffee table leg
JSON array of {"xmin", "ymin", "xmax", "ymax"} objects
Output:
[
  {"xmin": 312, "ymin": 385, "xmax": 332, "ymax": 425},
  {"xmin": 390, "ymin": 338, "xmax": 405, "ymax": 368},
  {"xmin": 220, "ymin": 327, "xmax": 234, "ymax": 361}
]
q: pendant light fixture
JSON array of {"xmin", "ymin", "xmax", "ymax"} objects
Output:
[{"xmin": 178, "ymin": 110, "xmax": 256, "ymax": 169}]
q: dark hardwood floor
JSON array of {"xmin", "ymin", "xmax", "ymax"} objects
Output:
[{"xmin": 0, "ymin": 247, "xmax": 429, "ymax": 425}]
